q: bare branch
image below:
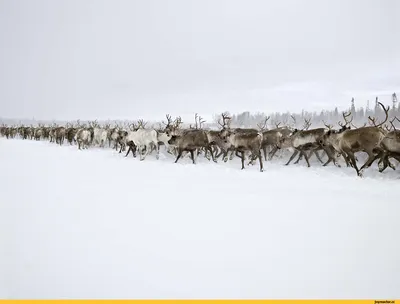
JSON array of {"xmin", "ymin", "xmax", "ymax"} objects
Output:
[
  {"xmin": 199, "ymin": 115, "xmax": 206, "ymax": 129},
  {"xmin": 194, "ymin": 113, "xmax": 199, "ymax": 129}
]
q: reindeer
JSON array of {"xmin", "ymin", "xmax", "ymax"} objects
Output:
[
  {"xmin": 54, "ymin": 126, "xmax": 66, "ymax": 145},
  {"xmin": 93, "ymin": 125, "xmax": 108, "ymax": 148},
  {"xmin": 65, "ymin": 123, "xmax": 78, "ymax": 145},
  {"xmin": 74, "ymin": 128, "xmax": 91, "ymax": 150},
  {"xmin": 218, "ymin": 128, "xmax": 264, "ymax": 172},
  {"xmin": 120, "ymin": 123, "xmax": 137, "ymax": 156},
  {"xmin": 0, "ymin": 124, "xmax": 6, "ymax": 137},
  {"xmin": 167, "ymin": 129, "xmax": 216, "ymax": 164},
  {"xmin": 216, "ymin": 113, "xmax": 260, "ymax": 162},
  {"xmin": 320, "ymin": 102, "xmax": 390, "ymax": 176},
  {"xmin": 34, "ymin": 124, "xmax": 44, "ymax": 141},
  {"xmin": 279, "ymin": 118, "xmax": 339, "ymax": 167},
  {"xmin": 124, "ymin": 120, "xmax": 159, "ymax": 160},
  {"xmin": 375, "ymin": 117, "xmax": 400, "ymax": 172}
]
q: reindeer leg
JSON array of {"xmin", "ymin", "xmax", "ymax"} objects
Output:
[
  {"xmin": 384, "ymin": 156, "xmax": 396, "ymax": 171},
  {"xmin": 174, "ymin": 149, "xmax": 183, "ymax": 163},
  {"xmin": 268, "ymin": 146, "xmax": 278, "ymax": 160},
  {"xmin": 359, "ymin": 151, "xmax": 380, "ymax": 172},
  {"xmin": 293, "ymin": 151, "xmax": 303, "ymax": 164},
  {"xmin": 125, "ymin": 145, "xmax": 131, "ymax": 157},
  {"xmin": 248, "ymin": 153, "xmax": 255, "ymax": 166},
  {"xmin": 345, "ymin": 150, "xmax": 361, "ymax": 176},
  {"xmin": 208, "ymin": 145, "xmax": 217, "ymax": 163},
  {"xmin": 387, "ymin": 155, "xmax": 399, "ymax": 170},
  {"xmin": 263, "ymin": 146, "xmax": 267, "ymax": 161},
  {"xmin": 343, "ymin": 154, "xmax": 352, "ymax": 167},
  {"xmin": 323, "ymin": 147, "xmax": 339, "ymax": 167},
  {"xmin": 378, "ymin": 153, "xmax": 388, "ymax": 172},
  {"xmin": 155, "ymin": 142, "xmax": 160, "ymax": 160},
  {"xmin": 204, "ymin": 148, "xmax": 209, "ymax": 160},
  {"xmin": 286, "ymin": 150, "xmax": 299, "ymax": 166},
  {"xmin": 314, "ymin": 150, "xmax": 324, "ymax": 164},
  {"xmin": 235, "ymin": 151, "xmax": 242, "ymax": 159},
  {"xmin": 190, "ymin": 150, "xmax": 196, "ymax": 164},
  {"xmin": 258, "ymin": 150, "xmax": 264, "ymax": 172},
  {"xmin": 303, "ymin": 151, "xmax": 311, "ymax": 167},
  {"xmin": 223, "ymin": 150, "xmax": 229, "ymax": 162},
  {"xmin": 240, "ymin": 151, "xmax": 245, "ymax": 170},
  {"xmin": 142, "ymin": 144, "xmax": 151, "ymax": 161},
  {"xmin": 229, "ymin": 150, "xmax": 235, "ymax": 160}
]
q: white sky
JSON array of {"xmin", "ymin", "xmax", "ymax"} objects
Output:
[{"xmin": 1, "ymin": 0, "xmax": 399, "ymax": 121}]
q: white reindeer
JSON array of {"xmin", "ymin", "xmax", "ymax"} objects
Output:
[
  {"xmin": 125, "ymin": 120, "xmax": 160, "ymax": 160},
  {"xmin": 93, "ymin": 127, "xmax": 108, "ymax": 147}
]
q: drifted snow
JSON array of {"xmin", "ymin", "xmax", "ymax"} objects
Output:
[{"xmin": 0, "ymin": 138, "xmax": 399, "ymax": 299}]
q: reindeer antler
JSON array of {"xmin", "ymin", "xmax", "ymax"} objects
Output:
[
  {"xmin": 322, "ymin": 120, "xmax": 333, "ymax": 130},
  {"xmin": 218, "ymin": 113, "xmax": 231, "ymax": 129},
  {"xmin": 338, "ymin": 112, "xmax": 353, "ymax": 128},
  {"xmin": 137, "ymin": 119, "xmax": 147, "ymax": 129},
  {"xmin": 302, "ymin": 118, "xmax": 312, "ymax": 130},
  {"xmin": 351, "ymin": 122, "xmax": 367, "ymax": 129},
  {"xmin": 290, "ymin": 115, "xmax": 296, "ymax": 127},
  {"xmin": 257, "ymin": 116, "xmax": 270, "ymax": 131},
  {"xmin": 368, "ymin": 102, "xmax": 390, "ymax": 128},
  {"xmin": 389, "ymin": 116, "xmax": 399, "ymax": 131},
  {"xmin": 173, "ymin": 116, "xmax": 182, "ymax": 129},
  {"xmin": 343, "ymin": 112, "xmax": 353, "ymax": 126},
  {"xmin": 162, "ymin": 114, "xmax": 173, "ymax": 128},
  {"xmin": 129, "ymin": 122, "xmax": 138, "ymax": 131}
]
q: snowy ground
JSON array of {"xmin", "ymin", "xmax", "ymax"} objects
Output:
[{"xmin": 1, "ymin": 137, "xmax": 399, "ymax": 299}]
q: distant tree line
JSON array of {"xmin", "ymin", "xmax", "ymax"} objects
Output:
[
  {"xmin": 211, "ymin": 93, "xmax": 399, "ymax": 130},
  {"xmin": 1, "ymin": 93, "xmax": 399, "ymax": 130}
]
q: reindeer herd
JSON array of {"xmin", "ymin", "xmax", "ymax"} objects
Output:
[{"xmin": 1, "ymin": 103, "xmax": 400, "ymax": 177}]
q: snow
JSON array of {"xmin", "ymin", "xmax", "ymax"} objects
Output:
[{"xmin": 1, "ymin": 138, "xmax": 399, "ymax": 299}]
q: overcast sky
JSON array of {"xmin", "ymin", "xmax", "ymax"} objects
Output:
[{"xmin": 1, "ymin": 0, "xmax": 399, "ymax": 121}]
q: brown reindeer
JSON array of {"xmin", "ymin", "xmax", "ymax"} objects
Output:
[
  {"xmin": 168, "ymin": 129, "xmax": 216, "ymax": 164},
  {"xmin": 218, "ymin": 128, "xmax": 264, "ymax": 172},
  {"xmin": 320, "ymin": 102, "xmax": 390, "ymax": 176}
]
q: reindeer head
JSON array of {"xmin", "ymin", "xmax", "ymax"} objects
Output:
[{"xmin": 167, "ymin": 135, "xmax": 179, "ymax": 145}]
